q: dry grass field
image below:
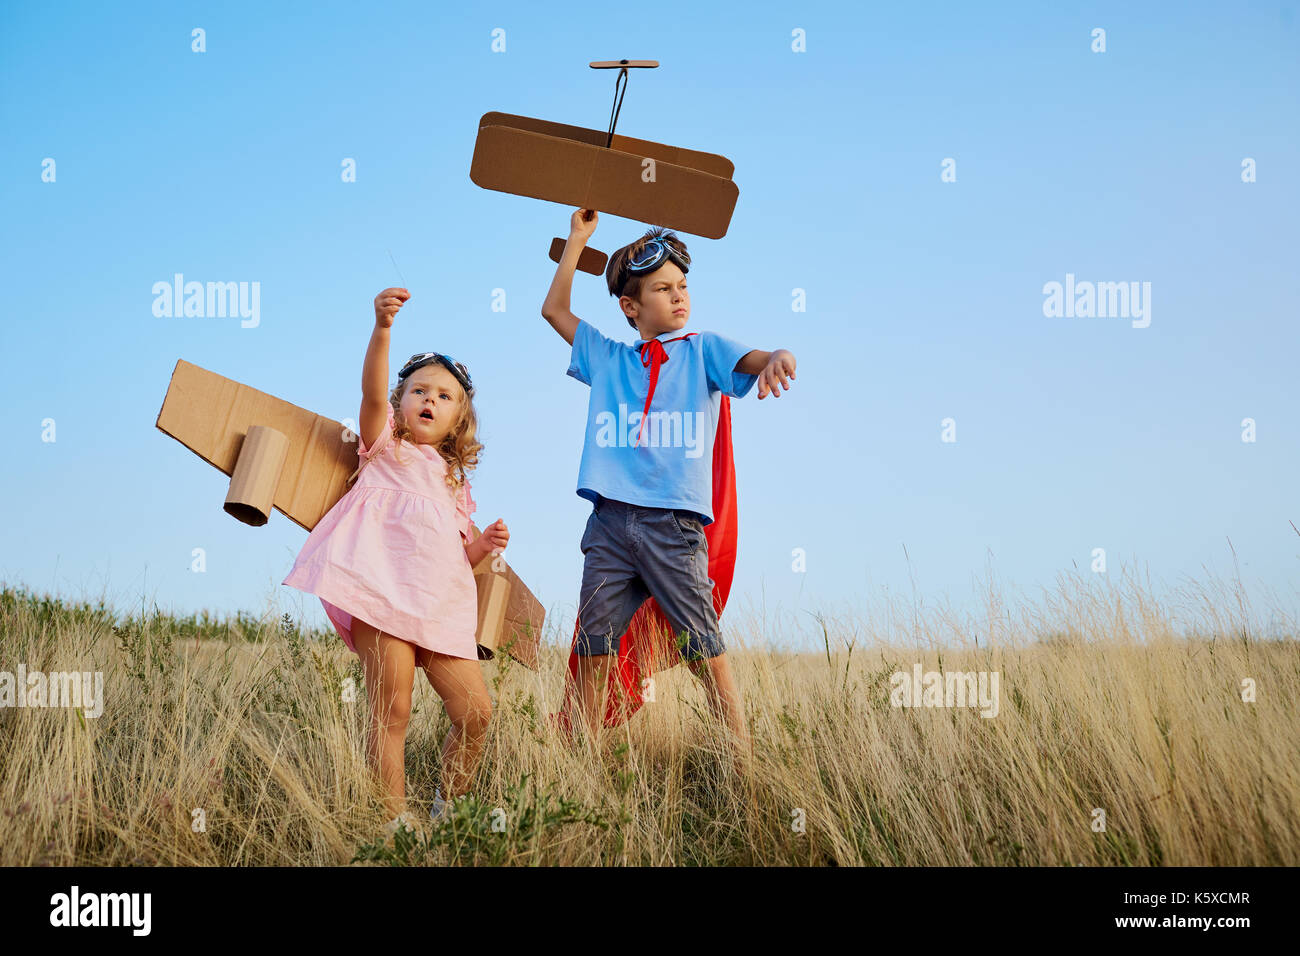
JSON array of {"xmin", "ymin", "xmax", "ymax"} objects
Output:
[{"xmin": 1, "ymin": 567, "xmax": 1296, "ymax": 866}]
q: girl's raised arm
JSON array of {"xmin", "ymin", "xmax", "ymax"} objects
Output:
[{"xmin": 361, "ymin": 288, "xmax": 409, "ymax": 449}]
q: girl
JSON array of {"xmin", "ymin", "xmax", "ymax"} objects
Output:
[{"xmin": 282, "ymin": 287, "xmax": 509, "ymax": 838}]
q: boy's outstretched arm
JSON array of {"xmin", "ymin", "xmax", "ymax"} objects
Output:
[
  {"xmin": 736, "ymin": 348, "xmax": 797, "ymax": 399},
  {"xmin": 541, "ymin": 208, "xmax": 599, "ymax": 346}
]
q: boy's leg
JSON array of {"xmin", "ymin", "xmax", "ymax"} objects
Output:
[
  {"xmin": 352, "ymin": 619, "xmax": 417, "ymax": 818},
  {"xmin": 687, "ymin": 654, "xmax": 752, "ymax": 766},
  {"xmin": 416, "ymin": 649, "xmax": 493, "ymax": 798},
  {"xmin": 573, "ymin": 498, "xmax": 648, "ymax": 748},
  {"xmin": 574, "ymin": 653, "xmax": 613, "ymax": 744},
  {"xmin": 635, "ymin": 507, "xmax": 751, "ymax": 764}
]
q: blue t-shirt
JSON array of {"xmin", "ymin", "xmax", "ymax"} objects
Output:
[{"xmin": 567, "ymin": 319, "xmax": 758, "ymax": 524}]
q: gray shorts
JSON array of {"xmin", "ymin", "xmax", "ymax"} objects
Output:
[{"xmin": 575, "ymin": 495, "xmax": 725, "ymax": 661}]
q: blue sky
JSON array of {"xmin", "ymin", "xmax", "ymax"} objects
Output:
[{"xmin": 2, "ymin": 1, "xmax": 1297, "ymax": 647}]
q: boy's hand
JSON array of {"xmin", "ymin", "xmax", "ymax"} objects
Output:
[
  {"xmin": 374, "ymin": 288, "xmax": 410, "ymax": 328},
  {"xmin": 757, "ymin": 349, "xmax": 797, "ymax": 399},
  {"xmin": 471, "ymin": 519, "xmax": 510, "ymax": 563},
  {"xmin": 569, "ymin": 208, "xmax": 598, "ymax": 241}
]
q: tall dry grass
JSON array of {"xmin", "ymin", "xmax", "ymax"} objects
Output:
[{"xmin": 0, "ymin": 564, "xmax": 1296, "ymax": 866}]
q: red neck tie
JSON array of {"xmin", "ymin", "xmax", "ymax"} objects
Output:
[{"xmin": 635, "ymin": 333, "xmax": 695, "ymax": 447}]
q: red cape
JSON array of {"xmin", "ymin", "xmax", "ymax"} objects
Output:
[{"xmin": 552, "ymin": 394, "xmax": 738, "ymax": 732}]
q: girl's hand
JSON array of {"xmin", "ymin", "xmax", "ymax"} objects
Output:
[
  {"xmin": 757, "ymin": 349, "xmax": 796, "ymax": 399},
  {"xmin": 569, "ymin": 208, "xmax": 598, "ymax": 241},
  {"xmin": 374, "ymin": 288, "xmax": 410, "ymax": 328},
  {"xmin": 478, "ymin": 519, "xmax": 510, "ymax": 556},
  {"xmin": 469, "ymin": 519, "xmax": 510, "ymax": 565}
]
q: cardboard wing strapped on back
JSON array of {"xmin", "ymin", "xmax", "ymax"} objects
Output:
[{"xmin": 155, "ymin": 358, "xmax": 544, "ymax": 667}]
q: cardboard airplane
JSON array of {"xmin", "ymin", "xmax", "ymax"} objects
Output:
[
  {"xmin": 470, "ymin": 59, "xmax": 739, "ymax": 275},
  {"xmin": 154, "ymin": 358, "xmax": 544, "ymax": 669}
]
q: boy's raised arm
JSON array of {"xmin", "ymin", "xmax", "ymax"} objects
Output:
[{"xmin": 541, "ymin": 208, "xmax": 599, "ymax": 347}]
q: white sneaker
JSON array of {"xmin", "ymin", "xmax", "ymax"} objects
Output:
[
  {"xmin": 382, "ymin": 810, "xmax": 423, "ymax": 841},
  {"xmin": 429, "ymin": 789, "xmax": 449, "ymax": 823}
]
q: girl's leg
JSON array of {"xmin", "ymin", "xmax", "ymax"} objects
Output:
[
  {"xmin": 352, "ymin": 619, "xmax": 416, "ymax": 818},
  {"xmin": 416, "ymin": 649, "xmax": 493, "ymax": 798}
]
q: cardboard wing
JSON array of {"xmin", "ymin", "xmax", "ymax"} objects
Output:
[
  {"xmin": 155, "ymin": 358, "xmax": 544, "ymax": 667},
  {"xmin": 468, "ymin": 537, "xmax": 544, "ymax": 670},
  {"xmin": 471, "ymin": 111, "xmax": 739, "ymax": 239},
  {"xmin": 155, "ymin": 359, "xmax": 353, "ymax": 533}
]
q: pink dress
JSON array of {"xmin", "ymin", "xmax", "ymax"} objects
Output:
[{"xmin": 281, "ymin": 404, "xmax": 480, "ymax": 659}]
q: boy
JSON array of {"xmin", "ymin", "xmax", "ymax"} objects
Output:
[{"xmin": 541, "ymin": 207, "xmax": 797, "ymax": 759}]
